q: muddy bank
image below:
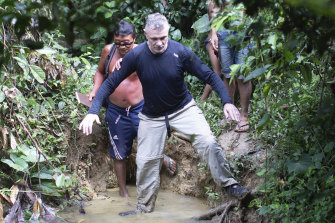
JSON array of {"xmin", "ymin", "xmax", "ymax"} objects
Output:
[
  {"xmin": 66, "ymin": 124, "xmax": 265, "ymax": 222},
  {"xmin": 66, "ymin": 124, "xmax": 116, "ymax": 194}
]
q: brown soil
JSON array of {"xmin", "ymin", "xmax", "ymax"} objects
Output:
[{"xmin": 66, "ymin": 124, "xmax": 265, "ymax": 222}]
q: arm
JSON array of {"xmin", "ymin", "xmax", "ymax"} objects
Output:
[
  {"xmin": 87, "ymin": 45, "xmax": 112, "ymax": 101},
  {"xmin": 183, "ymin": 47, "xmax": 240, "ymax": 121},
  {"xmin": 79, "ymin": 51, "xmax": 137, "ymax": 135},
  {"xmin": 209, "ymin": 28, "xmax": 219, "ymax": 52},
  {"xmin": 208, "ymin": 1, "xmax": 221, "ymax": 52}
]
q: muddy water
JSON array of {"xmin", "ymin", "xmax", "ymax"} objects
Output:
[{"xmin": 60, "ymin": 186, "xmax": 210, "ymax": 223}]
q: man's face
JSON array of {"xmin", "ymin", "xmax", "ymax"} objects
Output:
[
  {"xmin": 145, "ymin": 26, "xmax": 169, "ymax": 54},
  {"xmin": 114, "ymin": 34, "xmax": 135, "ymax": 57}
]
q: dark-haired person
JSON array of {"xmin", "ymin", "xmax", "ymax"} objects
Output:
[
  {"xmin": 200, "ymin": 0, "xmax": 222, "ymax": 102},
  {"xmin": 207, "ymin": 0, "xmax": 253, "ymax": 132},
  {"xmin": 80, "ymin": 14, "xmax": 249, "ymax": 214},
  {"xmin": 87, "ymin": 20, "xmax": 177, "ymax": 198}
]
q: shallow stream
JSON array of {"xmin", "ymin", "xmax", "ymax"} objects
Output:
[{"xmin": 59, "ymin": 186, "xmax": 211, "ymax": 223}]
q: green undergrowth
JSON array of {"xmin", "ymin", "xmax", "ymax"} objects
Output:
[{"xmin": 0, "ymin": 29, "xmax": 97, "ymax": 215}]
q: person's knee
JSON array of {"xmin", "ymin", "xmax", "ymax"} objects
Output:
[
  {"xmin": 114, "ymin": 158, "xmax": 126, "ymax": 162},
  {"xmin": 136, "ymin": 156, "xmax": 162, "ymax": 171},
  {"xmin": 193, "ymin": 134, "xmax": 217, "ymax": 150}
]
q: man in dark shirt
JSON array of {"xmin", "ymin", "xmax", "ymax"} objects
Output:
[
  {"xmin": 79, "ymin": 13, "xmax": 249, "ymax": 215},
  {"xmin": 86, "ymin": 20, "xmax": 177, "ymax": 198}
]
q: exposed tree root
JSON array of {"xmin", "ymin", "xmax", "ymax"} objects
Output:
[
  {"xmin": 218, "ymin": 201, "xmax": 234, "ymax": 223},
  {"xmin": 191, "ymin": 195, "xmax": 257, "ymax": 223},
  {"xmin": 191, "ymin": 200, "xmax": 239, "ymax": 221}
]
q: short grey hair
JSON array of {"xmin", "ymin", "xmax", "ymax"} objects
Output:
[{"xmin": 145, "ymin": 13, "xmax": 170, "ymax": 31}]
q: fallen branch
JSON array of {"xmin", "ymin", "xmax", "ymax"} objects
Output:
[
  {"xmin": 172, "ymin": 132, "xmax": 190, "ymax": 142},
  {"xmin": 192, "ymin": 200, "xmax": 238, "ymax": 221},
  {"xmin": 0, "ymin": 191, "xmax": 13, "ymax": 205}
]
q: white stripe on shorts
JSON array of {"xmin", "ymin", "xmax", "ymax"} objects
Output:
[{"xmin": 108, "ymin": 130, "xmax": 123, "ymax": 160}]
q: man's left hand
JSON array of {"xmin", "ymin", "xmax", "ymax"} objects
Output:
[
  {"xmin": 223, "ymin": 103, "xmax": 241, "ymax": 122},
  {"xmin": 112, "ymin": 58, "xmax": 123, "ymax": 72}
]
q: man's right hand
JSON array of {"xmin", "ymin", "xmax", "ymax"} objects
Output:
[
  {"xmin": 79, "ymin": 114, "xmax": 101, "ymax": 135},
  {"xmin": 210, "ymin": 29, "xmax": 219, "ymax": 52},
  {"xmin": 223, "ymin": 103, "xmax": 241, "ymax": 122}
]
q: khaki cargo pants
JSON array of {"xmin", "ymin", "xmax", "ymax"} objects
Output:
[{"xmin": 136, "ymin": 99, "xmax": 237, "ymax": 213}]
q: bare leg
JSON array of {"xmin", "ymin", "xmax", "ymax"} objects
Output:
[
  {"xmin": 114, "ymin": 159, "xmax": 129, "ymax": 197},
  {"xmin": 223, "ymin": 78, "xmax": 236, "ymax": 103},
  {"xmin": 235, "ymin": 79, "xmax": 252, "ymax": 132},
  {"xmin": 201, "ymin": 43, "xmax": 222, "ymax": 102}
]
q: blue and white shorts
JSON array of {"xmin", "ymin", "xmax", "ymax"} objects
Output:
[{"xmin": 105, "ymin": 100, "xmax": 144, "ymax": 160}]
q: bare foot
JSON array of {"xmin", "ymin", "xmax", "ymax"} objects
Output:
[
  {"xmin": 163, "ymin": 155, "xmax": 178, "ymax": 176},
  {"xmin": 119, "ymin": 188, "xmax": 129, "ymax": 198}
]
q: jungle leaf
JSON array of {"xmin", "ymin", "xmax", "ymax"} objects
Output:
[
  {"xmin": 284, "ymin": 50, "xmax": 295, "ymax": 62},
  {"xmin": 256, "ymin": 113, "xmax": 270, "ymax": 130},
  {"xmin": 0, "ymin": 91, "xmax": 5, "ymax": 103},
  {"xmin": 287, "ymin": 154, "xmax": 313, "ymax": 174},
  {"xmin": 245, "ymin": 64, "xmax": 272, "ymax": 81},
  {"xmin": 55, "ymin": 174, "xmax": 65, "ymax": 187},
  {"xmin": 229, "ymin": 64, "xmax": 241, "ymax": 85},
  {"xmin": 30, "ymin": 65, "xmax": 46, "ymax": 84},
  {"xmin": 171, "ymin": 29, "xmax": 182, "ymax": 41},
  {"xmin": 191, "ymin": 14, "xmax": 210, "ymax": 33},
  {"xmin": 300, "ymin": 65, "xmax": 312, "ymax": 84},
  {"xmin": 2, "ymin": 155, "xmax": 28, "ymax": 172},
  {"xmin": 36, "ymin": 47, "xmax": 57, "ymax": 55}
]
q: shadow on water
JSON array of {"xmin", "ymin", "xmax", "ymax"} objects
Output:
[{"xmin": 59, "ymin": 186, "xmax": 211, "ymax": 223}]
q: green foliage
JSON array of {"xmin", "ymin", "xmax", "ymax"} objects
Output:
[
  {"xmin": 204, "ymin": 186, "xmax": 219, "ymax": 201},
  {"xmin": 286, "ymin": 0, "xmax": 335, "ymax": 19},
  {"xmin": 192, "ymin": 0, "xmax": 335, "ymax": 221},
  {"xmin": 229, "ymin": 154, "xmax": 255, "ymax": 179},
  {"xmin": 192, "ymin": 14, "xmax": 211, "ymax": 34},
  {"xmin": 2, "ymin": 1, "xmax": 335, "ymax": 221},
  {"xmin": 0, "ymin": 25, "xmax": 94, "ymax": 199},
  {"xmin": 211, "ymin": 0, "xmax": 335, "ymax": 221},
  {"xmin": 197, "ymin": 94, "xmax": 224, "ymax": 137},
  {"xmin": 0, "ymin": 0, "xmax": 207, "ymax": 58}
]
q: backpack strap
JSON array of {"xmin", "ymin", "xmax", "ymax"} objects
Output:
[{"xmin": 104, "ymin": 43, "xmax": 116, "ymax": 80}]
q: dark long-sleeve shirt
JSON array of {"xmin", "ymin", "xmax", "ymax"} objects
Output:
[{"xmin": 88, "ymin": 40, "xmax": 232, "ymax": 117}]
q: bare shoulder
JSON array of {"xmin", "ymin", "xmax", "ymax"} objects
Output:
[
  {"xmin": 101, "ymin": 44, "xmax": 114, "ymax": 58},
  {"xmin": 97, "ymin": 44, "xmax": 114, "ymax": 71}
]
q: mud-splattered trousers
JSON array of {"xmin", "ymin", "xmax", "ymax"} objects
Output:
[{"xmin": 136, "ymin": 99, "xmax": 238, "ymax": 212}]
